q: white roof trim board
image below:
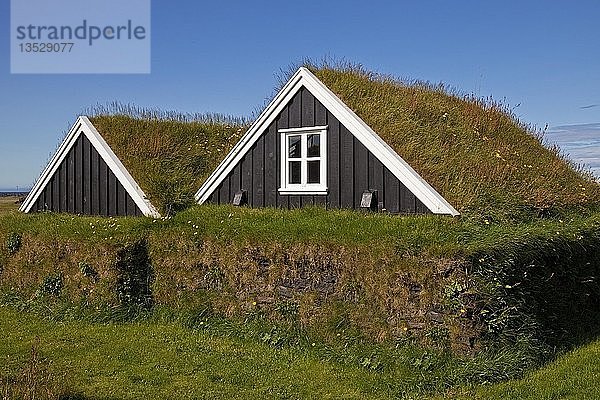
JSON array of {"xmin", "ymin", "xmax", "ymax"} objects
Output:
[
  {"xmin": 20, "ymin": 116, "xmax": 161, "ymax": 218},
  {"xmin": 195, "ymin": 67, "xmax": 459, "ymax": 216}
]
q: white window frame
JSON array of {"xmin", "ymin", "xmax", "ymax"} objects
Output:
[{"xmin": 278, "ymin": 125, "xmax": 328, "ymax": 195}]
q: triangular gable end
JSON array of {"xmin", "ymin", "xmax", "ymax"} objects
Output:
[
  {"xmin": 195, "ymin": 68, "xmax": 459, "ymax": 216},
  {"xmin": 20, "ymin": 116, "xmax": 160, "ymax": 218}
]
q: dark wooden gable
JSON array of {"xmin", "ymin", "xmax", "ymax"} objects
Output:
[
  {"xmin": 205, "ymin": 86, "xmax": 430, "ymax": 213},
  {"xmin": 30, "ymin": 133, "xmax": 143, "ymax": 217}
]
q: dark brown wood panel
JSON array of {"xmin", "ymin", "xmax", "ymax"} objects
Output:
[
  {"xmin": 300, "ymin": 195, "xmax": 313, "ymax": 207},
  {"xmin": 30, "ymin": 132, "xmax": 142, "ymax": 216},
  {"xmin": 127, "ymin": 196, "xmax": 137, "ymax": 216},
  {"xmin": 252, "ymin": 135, "xmax": 265, "ymax": 207},
  {"xmin": 218, "ymin": 178, "xmax": 230, "ymax": 204},
  {"xmin": 415, "ymin": 198, "xmax": 430, "ymax": 214},
  {"xmin": 275, "ymin": 106, "xmax": 288, "ymax": 208},
  {"xmin": 314, "ymin": 195, "xmax": 327, "ymax": 207},
  {"xmin": 289, "ymin": 90, "xmax": 302, "ymax": 128},
  {"xmin": 340, "ymin": 125, "xmax": 354, "ymax": 208},
  {"xmin": 301, "ymin": 88, "xmax": 315, "ymax": 126},
  {"xmin": 327, "ymin": 113, "xmax": 340, "ymax": 208},
  {"xmin": 400, "ymin": 182, "xmax": 416, "ymax": 213},
  {"xmin": 368, "ymin": 153, "xmax": 384, "ymax": 195},
  {"xmin": 59, "ymin": 162, "xmax": 67, "ymax": 212},
  {"xmin": 91, "ymin": 148, "xmax": 100, "ymax": 215},
  {"xmin": 98, "ymin": 155, "xmax": 108, "ymax": 215},
  {"xmin": 108, "ymin": 169, "xmax": 117, "ymax": 215},
  {"xmin": 230, "ymin": 163, "xmax": 241, "ymax": 200},
  {"xmin": 264, "ymin": 124, "xmax": 277, "ymax": 207},
  {"xmin": 67, "ymin": 146, "xmax": 75, "ymax": 213},
  {"xmin": 117, "ymin": 184, "xmax": 127, "ymax": 215},
  {"xmin": 384, "ymin": 168, "xmax": 400, "ymax": 213},
  {"xmin": 83, "ymin": 136, "xmax": 91, "ymax": 214},
  {"xmin": 354, "ymin": 138, "xmax": 369, "ymax": 207},
  {"xmin": 241, "ymin": 153, "xmax": 252, "ymax": 205},
  {"xmin": 52, "ymin": 173, "xmax": 59, "ymax": 212},
  {"xmin": 203, "ymin": 86, "xmax": 432, "ymax": 215},
  {"xmin": 42, "ymin": 180, "xmax": 51, "ymax": 211},
  {"xmin": 75, "ymin": 136, "xmax": 83, "ymax": 214},
  {"xmin": 315, "ymin": 98, "xmax": 327, "ymax": 126},
  {"xmin": 289, "ymin": 195, "xmax": 300, "ymax": 208}
]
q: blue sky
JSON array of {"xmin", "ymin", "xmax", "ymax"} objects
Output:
[{"xmin": 1, "ymin": 1, "xmax": 600, "ymax": 190}]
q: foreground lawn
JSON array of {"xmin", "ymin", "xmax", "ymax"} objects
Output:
[
  {"xmin": 476, "ymin": 339, "xmax": 600, "ymax": 399},
  {"xmin": 0, "ymin": 307, "xmax": 373, "ymax": 399},
  {"xmin": 442, "ymin": 339, "xmax": 600, "ymax": 400},
  {"xmin": 0, "ymin": 306, "xmax": 441, "ymax": 399},
  {"xmin": 5, "ymin": 304, "xmax": 600, "ymax": 400}
]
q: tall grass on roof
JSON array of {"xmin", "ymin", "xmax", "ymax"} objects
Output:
[
  {"xmin": 89, "ymin": 104, "xmax": 249, "ymax": 215},
  {"xmin": 86, "ymin": 102, "xmax": 250, "ymax": 125},
  {"xmin": 285, "ymin": 60, "xmax": 600, "ymax": 220}
]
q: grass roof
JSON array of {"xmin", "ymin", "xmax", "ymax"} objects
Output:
[
  {"xmin": 88, "ymin": 64, "xmax": 600, "ymax": 219},
  {"xmin": 89, "ymin": 111, "xmax": 247, "ymax": 215},
  {"xmin": 309, "ymin": 64, "xmax": 600, "ymax": 219}
]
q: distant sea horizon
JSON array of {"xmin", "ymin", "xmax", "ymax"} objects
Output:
[{"xmin": 0, "ymin": 188, "xmax": 30, "ymax": 193}]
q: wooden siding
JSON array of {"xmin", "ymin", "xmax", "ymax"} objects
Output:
[
  {"xmin": 206, "ymin": 87, "xmax": 430, "ymax": 214},
  {"xmin": 30, "ymin": 133, "xmax": 143, "ymax": 217}
]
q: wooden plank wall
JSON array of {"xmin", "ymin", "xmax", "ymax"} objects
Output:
[
  {"xmin": 31, "ymin": 133, "xmax": 143, "ymax": 216},
  {"xmin": 207, "ymin": 87, "xmax": 430, "ymax": 214}
]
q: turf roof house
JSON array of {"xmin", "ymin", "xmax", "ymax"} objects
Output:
[
  {"xmin": 196, "ymin": 67, "xmax": 459, "ymax": 215},
  {"xmin": 20, "ymin": 116, "xmax": 160, "ymax": 217}
]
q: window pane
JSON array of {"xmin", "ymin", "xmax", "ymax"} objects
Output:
[
  {"xmin": 307, "ymin": 134, "xmax": 320, "ymax": 157},
  {"xmin": 288, "ymin": 136, "xmax": 301, "ymax": 158},
  {"xmin": 289, "ymin": 161, "xmax": 301, "ymax": 184},
  {"xmin": 307, "ymin": 161, "xmax": 320, "ymax": 184}
]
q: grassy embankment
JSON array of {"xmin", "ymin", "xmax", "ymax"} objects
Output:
[
  {"xmin": 2, "ymin": 62, "xmax": 600, "ymax": 398},
  {"xmin": 3, "ymin": 304, "xmax": 600, "ymax": 399},
  {"xmin": 2, "ymin": 200, "xmax": 600, "ymax": 398},
  {"xmin": 1, "ymin": 306, "xmax": 400, "ymax": 400}
]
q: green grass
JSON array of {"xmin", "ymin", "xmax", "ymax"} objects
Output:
[
  {"xmin": 0, "ymin": 304, "xmax": 464, "ymax": 399},
  {"xmin": 3, "ymin": 203, "xmax": 600, "ymax": 252},
  {"xmin": 89, "ymin": 114, "xmax": 247, "ymax": 215},
  {"xmin": 1, "ymin": 306, "xmax": 377, "ymax": 399},
  {"xmin": 3, "ymin": 300, "xmax": 600, "ymax": 399},
  {"xmin": 6, "ymin": 63, "xmax": 600, "ymax": 398},
  {"xmin": 0, "ymin": 197, "xmax": 20, "ymax": 215},
  {"xmin": 3, "ymin": 205, "xmax": 600, "ymax": 358},
  {"xmin": 309, "ymin": 62, "xmax": 600, "ymax": 218},
  {"xmin": 445, "ymin": 338, "xmax": 600, "ymax": 399}
]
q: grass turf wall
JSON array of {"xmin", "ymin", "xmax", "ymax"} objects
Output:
[{"xmin": 1, "ymin": 207, "xmax": 600, "ymax": 358}]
